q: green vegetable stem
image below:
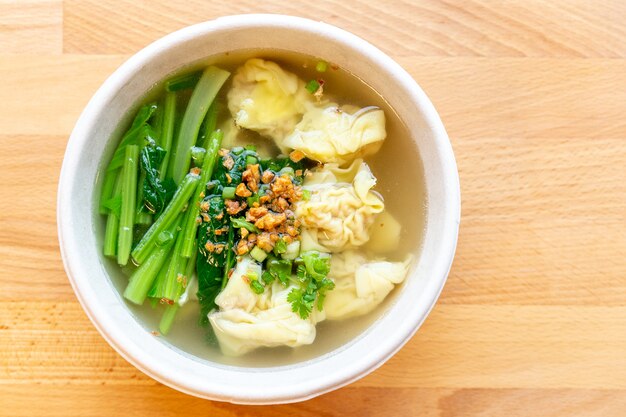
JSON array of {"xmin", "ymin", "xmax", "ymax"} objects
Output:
[
  {"xmin": 124, "ymin": 216, "xmax": 182, "ymax": 305},
  {"xmin": 117, "ymin": 145, "xmax": 139, "ymax": 266},
  {"xmin": 180, "ymin": 130, "xmax": 223, "ymax": 258},
  {"xmin": 131, "ymin": 173, "xmax": 200, "ymax": 265},
  {"xmin": 170, "ymin": 66, "xmax": 230, "ymax": 184}
]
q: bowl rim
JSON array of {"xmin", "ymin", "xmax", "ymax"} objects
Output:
[{"xmin": 57, "ymin": 13, "xmax": 460, "ymax": 404}]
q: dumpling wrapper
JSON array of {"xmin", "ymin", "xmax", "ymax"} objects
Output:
[
  {"xmin": 227, "ymin": 58, "xmax": 312, "ymax": 142},
  {"xmin": 296, "ymin": 160, "xmax": 384, "ymax": 253},
  {"xmin": 208, "ymin": 257, "xmax": 323, "ymax": 356},
  {"xmin": 324, "ymin": 250, "xmax": 412, "ymax": 320},
  {"xmin": 364, "ymin": 211, "xmax": 402, "ymax": 254},
  {"xmin": 280, "ymin": 104, "xmax": 386, "ymax": 165}
]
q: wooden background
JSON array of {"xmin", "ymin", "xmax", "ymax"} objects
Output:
[{"xmin": 1, "ymin": 1, "xmax": 626, "ymax": 415}]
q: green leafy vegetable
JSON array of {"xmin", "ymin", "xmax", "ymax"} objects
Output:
[
  {"xmin": 140, "ymin": 145, "xmax": 177, "ymax": 216},
  {"xmin": 117, "ymin": 145, "xmax": 139, "ymax": 266},
  {"xmin": 171, "ymin": 66, "xmax": 230, "ymax": 184},
  {"xmin": 195, "ymin": 146, "xmax": 257, "ymax": 325},
  {"xmin": 196, "ymin": 196, "xmax": 229, "ymax": 325},
  {"xmin": 165, "ymin": 71, "xmax": 202, "ymax": 92},
  {"xmin": 131, "ymin": 173, "xmax": 201, "ymax": 265},
  {"xmin": 180, "ymin": 129, "xmax": 223, "ymax": 258}
]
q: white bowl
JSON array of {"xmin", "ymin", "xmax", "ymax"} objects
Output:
[{"xmin": 57, "ymin": 14, "xmax": 460, "ymax": 404}]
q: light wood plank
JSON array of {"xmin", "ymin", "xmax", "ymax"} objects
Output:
[
  {"xmin": 401, "ymin": 57, "xmax": 626, "ymax": 140},
  {"xmin": 0, "ymin": 135, "xmax": 73, "ymax": 301},
  {"xmin": 1, "ymin": 384, "xmax": 626, "ymax": 417},
  {"xmin": 3, "ymin": 302, "xmax": 626, "ymax": 389},
  {"xmin": 62, "ymin": 0, "xmax": 626, "ymax": 58},
  {"xmin": 0, "ymin": 55, "xmax": 126, "ymax": 136},
  {"xmin": 0, "ymin": 0, "xmax": 62, "ymax": 53}
]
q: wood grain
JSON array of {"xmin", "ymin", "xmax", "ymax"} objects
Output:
[
  {"xmin": 62, "ymin": 0, "xmax": 626, "ymax": 58},
  {"xmin": 1, "ymin": 1, "xmax": 626, "ymax": 415},
  {"xmin": 0, "ymin": 0, "xmax": 62, "ymax": 53}
]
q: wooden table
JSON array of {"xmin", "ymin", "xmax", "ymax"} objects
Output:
[{"xmin": 2, "ymin": 1, "xmax": 625, "ymax": 415}]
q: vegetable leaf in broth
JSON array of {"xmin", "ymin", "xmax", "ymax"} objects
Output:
[
  {"xmin": 196, "ymin": 195, "xmax": 229, "ymax": 325},
  {"xmin": 139, "ymin": 145, "xmax": 176, "ymax": 216}
]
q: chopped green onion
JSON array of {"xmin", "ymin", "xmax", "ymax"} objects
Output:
[
  {"xmin": 279, "ymin": 167, "xmax": 294, "ymax": 177},
  {"xmin": 247, "ymin": 194, "xmax": 260, "ymax": 207},
  {"xmin": 316, "ymin": 60, "xmax": 328, "ymax": 72},
  {"xmin": 231, "ymin": 146, "xmax": 244, "ymax": 155},
  {"xmin": 222, "ymin": 186, "xmax": 236, "ymax": 200},
  {"xmin": 244, "ymin": 144, "xmax": 257, "ymax": 151},
  {"xmin": 231, "ymin": 217, "xmax": 260, "ymax": 233},
  {"xmin": 261, "ymin": 271, "xmax": 274, "ymax": 285},
  {"xmin": 302, "ymin": 189, "xmax": 311, "ymax": 201},
  {"xmin": 250, "ymin": 246, "xmax": 268, "ymax": 262},
  {"xmin": 305, "ymin": 79, "xmax": 320, "ymax": 94},
  {"xmin": 246, "ymin": 155, "xmax": 258, "ymax": 166},
  {"xmin": 250, "ymin": 279, "xmax": 265, "ymax": 294}
]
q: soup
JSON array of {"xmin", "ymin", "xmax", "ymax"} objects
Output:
[{"xmin": 97, "ymin": 50, "xmax": 426, "ymax": 367}]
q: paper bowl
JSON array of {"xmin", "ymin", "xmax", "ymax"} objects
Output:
[{"xmin": 57, "ymin": 14, "xmax": 460, "ymax": 404}]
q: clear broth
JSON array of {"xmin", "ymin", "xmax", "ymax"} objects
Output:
[{"xmin": 97, "ymin": 49, "xmax": 426, "ymax": 367}]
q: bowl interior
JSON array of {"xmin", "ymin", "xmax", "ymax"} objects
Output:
[{"xmin": 58, "ymin": 15, "xmax": 459, "ymax": 404}]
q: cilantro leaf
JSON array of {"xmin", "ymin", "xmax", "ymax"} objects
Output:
[{"xmin": 287, "ymin": 288, "xmax": 314, "ymax": 319}]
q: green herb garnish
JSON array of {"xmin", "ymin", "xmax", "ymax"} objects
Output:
[
  {"xmin": 231, "ymin": 217, "xmax": 260, "ymax": 233},
  {"xmin": 287, "ymin": 251, "xmax": 334, "ymax": 319},
  {"xmin": 305, "ymin": 79, "xmax": 320, "ymax": 94}
]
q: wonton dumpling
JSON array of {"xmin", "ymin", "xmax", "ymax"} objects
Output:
[
  {"xmin": 324, "ymin": 251, "xmax": 411, "ymax": 320},
  {"xmin": 208, "ymin": 257, "xmax": 322, "ymax": 356},
  {"xmin": 280, "ymin": 104, "xmax": 386, "ymax": 165},
  {"xmin": 227, "ymin": 59, "xmax": 311, "ymax": 142},
  {"xmin": 296, "ymin": 160, "xmax": 384, "ymax": 253}
]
